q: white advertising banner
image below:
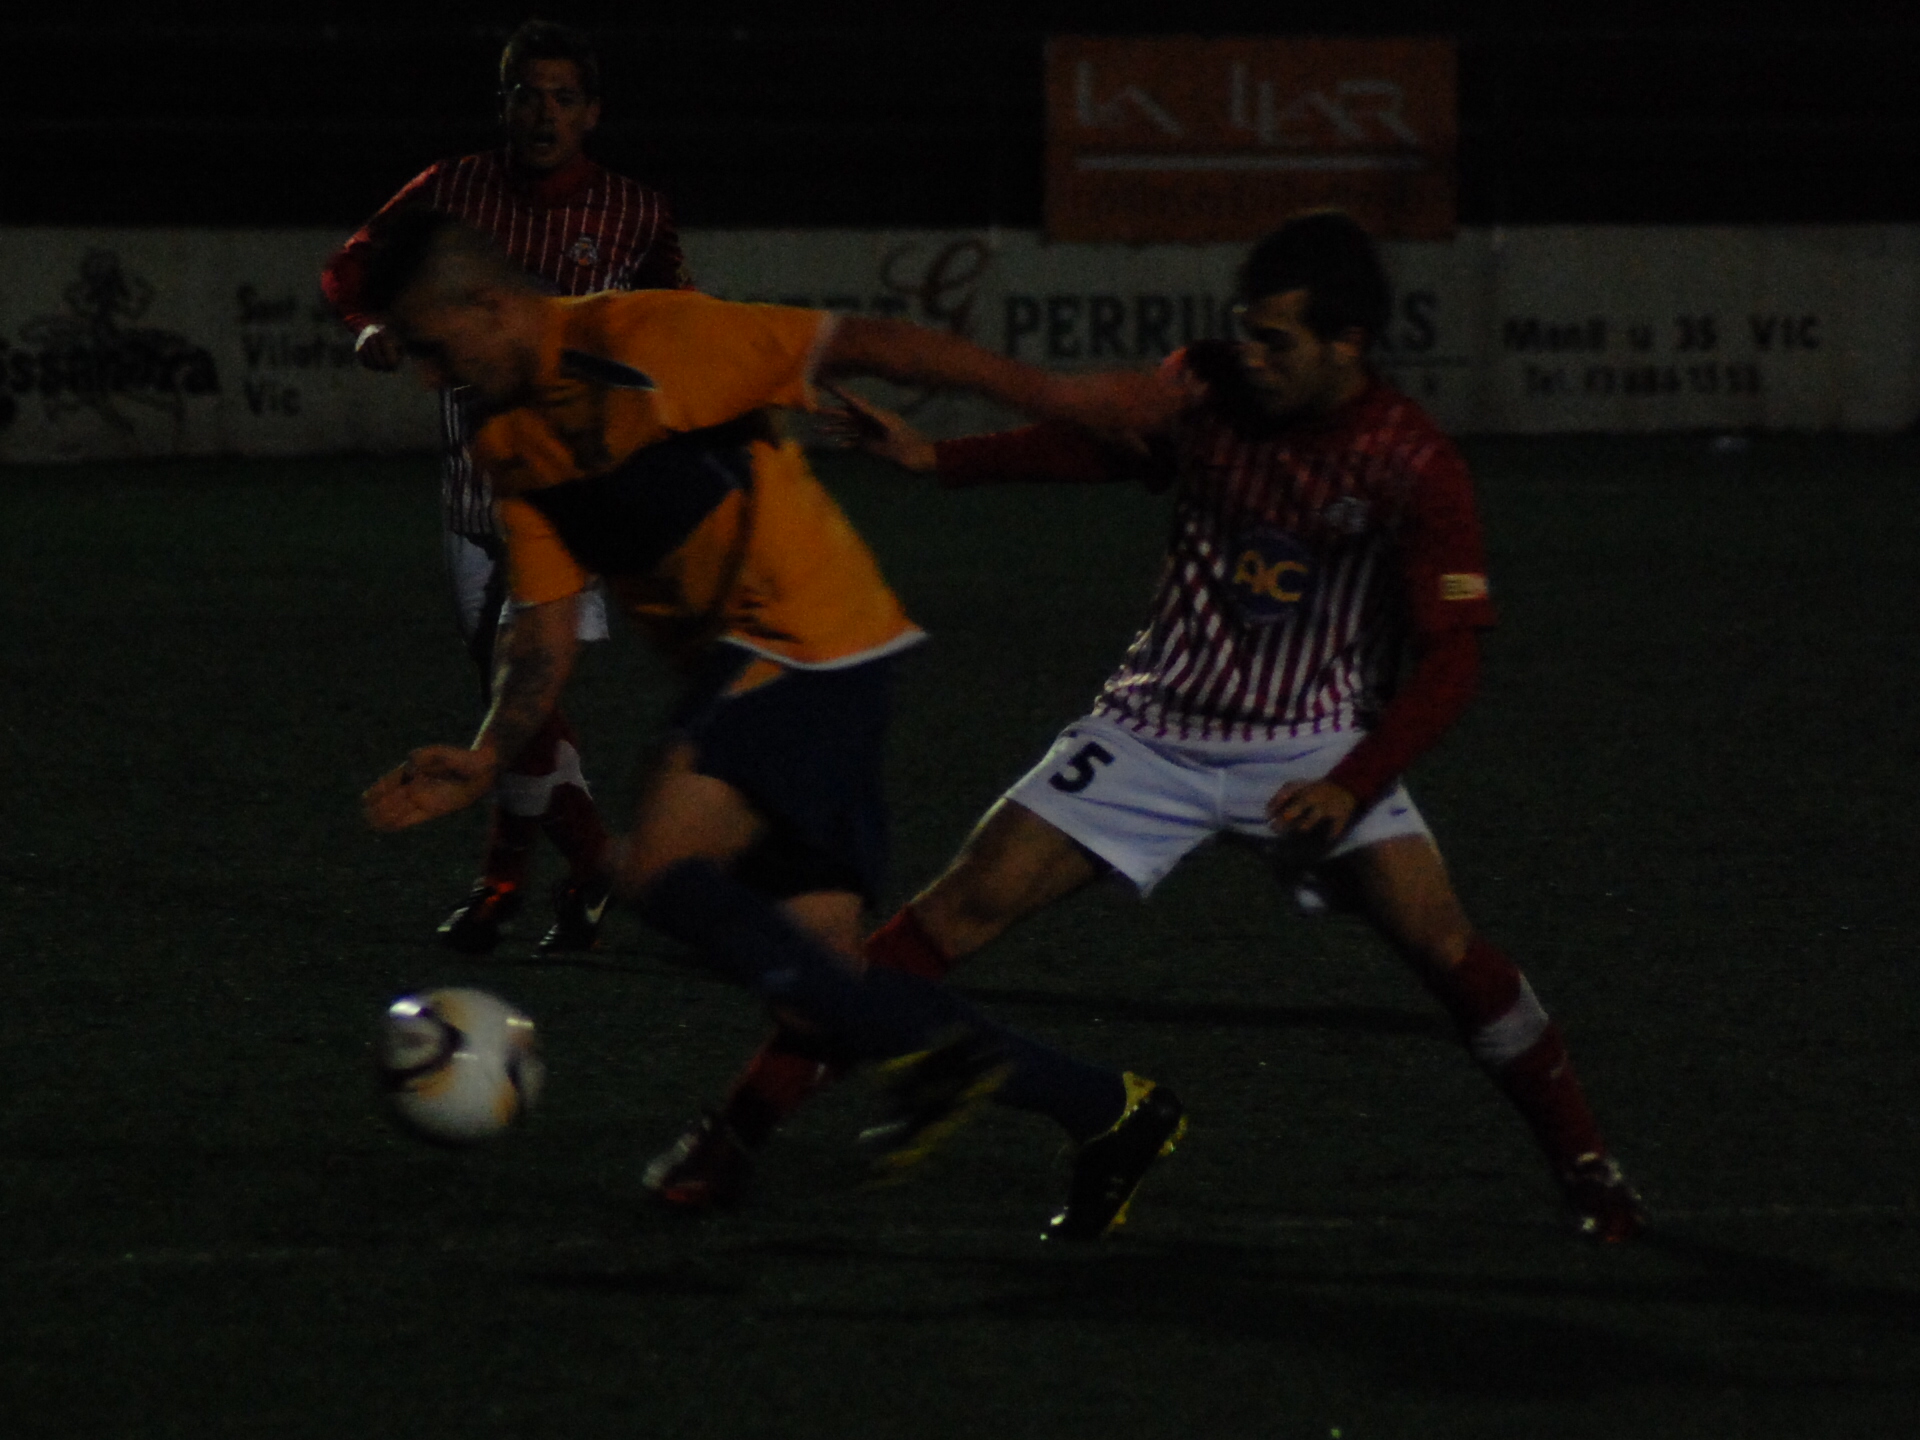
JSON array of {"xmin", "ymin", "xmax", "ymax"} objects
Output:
[
  {"xmin": 689, "ymin": 226, "xmax": 1920, "ymax": 436},
  {"xmin": 2, "ymin": 225, "xmax": 1916, "ymax": 462},
  {"xmin": 0, "ymin": 230, "xmax": 438, "ymax": 463}
]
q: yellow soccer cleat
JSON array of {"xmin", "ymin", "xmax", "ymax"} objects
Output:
[{"xmin": 1043, "ymin": 1073, "xmax": 1186, "ymax": 1241}]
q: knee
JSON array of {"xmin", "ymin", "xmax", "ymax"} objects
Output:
[
  {"xmin": 914, "ymin": 866, "xmax": 1013, "ymax": 952},
  {"xmin": 915, "ymin": 844, "xmax": 1055, "ymax": 955},
  {"xmin": 624, "ymin": 854, "xmax": 711, "ymax": 924},
  {"xmin": 913, "ymin": 802, "xmax": 1091, "ymax": 955},
  {"xmin": 613, "ymin": 826, "xmax": 726, "ymax": 905},
  {"xmin": 615, "ymin": 842, "xmax": 716, "ymax": 916},
  {"xmin": 1403, "ymin": 923, "xmax": 1475, "ymax": 976}
]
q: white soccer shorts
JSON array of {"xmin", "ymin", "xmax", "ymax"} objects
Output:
[
  {"xmin": 444, "ymin": 530, "xmax": 609, "ymax": 646},
  {"xmin": 1006, "ymin": 712, "xmax": 1432, "ymax": 897}
]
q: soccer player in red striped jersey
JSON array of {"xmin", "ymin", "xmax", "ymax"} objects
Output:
[
  {"xmin": 322, "ymin": 19, "xmax": 687, "ymax": 956},
  {"xmin": 654, "ymin": 213, "xmax": 1645, "ymax": 1242}
]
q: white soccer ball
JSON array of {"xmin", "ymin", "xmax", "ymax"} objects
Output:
[{"xmin": 379, "ymin": 987, "xmax": 545, "ymax": 1144}]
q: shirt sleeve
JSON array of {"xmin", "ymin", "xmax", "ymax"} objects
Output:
[
  {"xmin": 319, "ymin": 164, "xmax": 443, "ymax": 334},
  {"xmin": 498, "ymin": 495, "xmax": 593, "ymax": 606},
  {"xmin": 935, "ymin": 423, "xmax": 1138, "ymax": 487},
  {"xmin": 627, "ymin": 199, "xmax": 694, "ymax": 292},
  {"xmin": 1400, "ymin": 435, "xmax": 1498, "ymax": 635},
  {"xmin": 1324, "ymin": 627, "xmax": 1481, "ymax": 807},
  {"xmin": 928, "ymin": 352, "xmax": 1192, "ymax": 489},
  {"xmin": 641, "ymin": 295, "xmax": 832, "ymax": 428}
]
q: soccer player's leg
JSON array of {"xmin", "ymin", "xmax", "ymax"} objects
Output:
[
  {"xmin": 1330, "ymin": 830, "xmax": 1645, "ymax": 1241},
  {"xmin": 497, "ymin": 710, "xmax": 615, "ymax": 954},
  {"xmin": 619, "ymin": 762, "xmax": 1165, "ymax": 1223},
  {"xmin": 631, "ymin": 682, "xmax": 1183, "ymax": 1233},
  {"xmin": 677, "ymin": 715, "xmax": 1209, "ymax": 1205},
  {"xmin": 437, "ymin": 551, "xmax": 615, "ymax": 953},
  {"xmin": 529, "ymin": 585, "xmax": 616, "ymax": 953},
  {"xmin": 676, "ymin": 796, "xmax": 1108, "ymax": 1204},
  {"xmin": 637, "ymin": 651, "xmax": 895, "ymax": 1205},
  {"xmin": 436, "ymin": 533, "xmax": 528, "ymax": 953},
  {"xmin": 644, "ymin": 865, "xmax": 874, "ymax": 1209},
  {"xmin": 898, "ymin": 721, "xmax": 1209, "ymax": 1236}
]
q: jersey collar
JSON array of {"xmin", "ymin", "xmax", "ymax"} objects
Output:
[{"xmin": 501, "ymin": 149, "xmax": 600, "ymax": 208}]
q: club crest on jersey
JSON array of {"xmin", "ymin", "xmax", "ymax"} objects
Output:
[
  {"xmin": 1227, "ymin": 526, "xmax": 1313, "ymax": 625},
  {"xmin": 1321, "ymin": 496, "xmax": 1372, "ymax": 535},
  {"xmin": 567, "ymin": 232, "xmax": 601, "ymax": 266}
]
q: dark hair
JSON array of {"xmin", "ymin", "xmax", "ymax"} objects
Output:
[
  {"xmin": 358, "ymin": 208, "xmax": 514, "ymax": 314},
  {"xmin": 1238, "ymin": 212, "xmax": 1391, "ymax": 347},
  {"xmin": 499, "ymin": 18, "xmax": 601, "ymax": 98}
]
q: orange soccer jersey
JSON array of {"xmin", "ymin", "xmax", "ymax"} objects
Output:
[{"xmin": 476, "ymin": 289, "xmax": 922, "ymax": 668}]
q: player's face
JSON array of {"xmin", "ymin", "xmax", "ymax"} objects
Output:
[
  {"xmin": 391, "ymin": 293, "xmax": 536, "ymax": 408},
  {"xmin": 502, "ymin": 58, "xmax": 601, "ymax": 174},
  {"xmin": 1235, "ymin": 289, "xmax": 1362, "ymax": 420}
]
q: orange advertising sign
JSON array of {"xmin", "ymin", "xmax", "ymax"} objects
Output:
[{"xmin": 1046, "ymin": 36, "xmax": 1456, "ymax": 243}]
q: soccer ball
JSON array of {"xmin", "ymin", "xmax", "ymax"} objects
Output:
[{"xmin": 379, "ymin": 987, "xmax": 545, "ymax": 1144}]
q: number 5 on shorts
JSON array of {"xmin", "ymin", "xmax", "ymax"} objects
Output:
[{"xmin": 1047, "ymin": 741, "xmax": 1115, "ymax": 794}]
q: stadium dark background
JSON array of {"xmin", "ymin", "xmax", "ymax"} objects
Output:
[{"xmin": 9, "ymin": 0, "xmax": 1920, "ymax": 231}]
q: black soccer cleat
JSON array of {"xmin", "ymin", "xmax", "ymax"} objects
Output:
[
  {"xmin": 1560, "ymin": 1151, "xmax": 1646, "ymax": 1242},
  {"xmin": 538, "ymin": 873, "xmax": 613, "ymax": 955},
  {"xmin": 642, "ymin": 1112, "xmax": 753, "ymax": 1212},
  {"xmin": 436, "ymin": 880, "xmax": 523, "ymax": 955},
  {"xmin": 1044, "ymin": 1074, "xmax": 1186, "ymax": 1241},
  {"xmin": 860, "ymin": 1029, "xmax": 1012, "ymax": 1182}
]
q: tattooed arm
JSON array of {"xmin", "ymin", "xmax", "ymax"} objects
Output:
[
  {"xmin": 475, "ymin": 595, "xmax": 579, "ymax": 770},
  {"xmin": 363, "ymin": 595, "xmax": 580, "ymax": 833}
]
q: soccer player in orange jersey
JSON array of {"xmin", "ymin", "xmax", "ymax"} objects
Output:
[{"xmin": 355, "ymin": 211, "xmax": 1188, "ymax": 1238}]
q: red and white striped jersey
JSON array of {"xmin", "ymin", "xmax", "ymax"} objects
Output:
[
  {"xmin": 322, "ymin": 150, "xmax": 687, "ymax": 539},
  {"xmin": 1093, "ymin": 376, "xmax": 1496, "ymax": 743}
]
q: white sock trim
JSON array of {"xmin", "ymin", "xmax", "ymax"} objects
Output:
[
  {"xmin": 496, "ymin": 739, "xmax": 589, "ymax": 818},
  {"xmin": 1469, "ymin": 977, "xmax": 1551, "ymax": 1069}
]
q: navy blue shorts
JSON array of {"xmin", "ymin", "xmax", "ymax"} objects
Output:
[{"xmin": 671, "ymin": 646, "xmax": 894, "ymax": 904}]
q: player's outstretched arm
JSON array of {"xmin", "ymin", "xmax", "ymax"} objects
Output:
[
  {"xmin": 319, "ymin": 163, "xmax": 442, "ymax": 346},
  {"xmin": 362, "ymin": 594, "xmax": 581, "ymax": 833},
  {"xmin": 817, "ymin": 316, "xmax": 1185, "ymax": 436},
  {"xmin": 825, "ymin": 383, "xmax": 1158, "ymax": 489}
]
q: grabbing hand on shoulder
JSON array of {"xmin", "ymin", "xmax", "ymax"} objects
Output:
[{"xmin": 820, "ymin": 385, "xmax": 938, "ymax": 473}]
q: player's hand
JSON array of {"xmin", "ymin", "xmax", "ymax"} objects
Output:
[
  {"xmin": 819, "ymin": 385, "xmax": 938, "ymax": 472},
  {"xmin": 355, "ymin": 324, "xmax": 406, "ymax": 372},
  {"xmin": 362, "ymin": 745, "xmax": 498, "ymax": 832},
  {"xmin": 1267, "ymin": 779, "xmax": 1358, "ymax": 844}
]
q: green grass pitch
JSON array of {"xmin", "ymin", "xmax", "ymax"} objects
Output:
[{"xmin": 2, "ymin": 435, "xmax": 1916, "ymax": 1438}]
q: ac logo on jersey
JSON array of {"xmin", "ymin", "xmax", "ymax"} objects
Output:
[
  {"xmin": 1228, "ymin": 526, "xmax": 1313, "ymax": 625},
  {"xmin": 567, "ymin": 232, "xmax": 601, "ymax": 266}
]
